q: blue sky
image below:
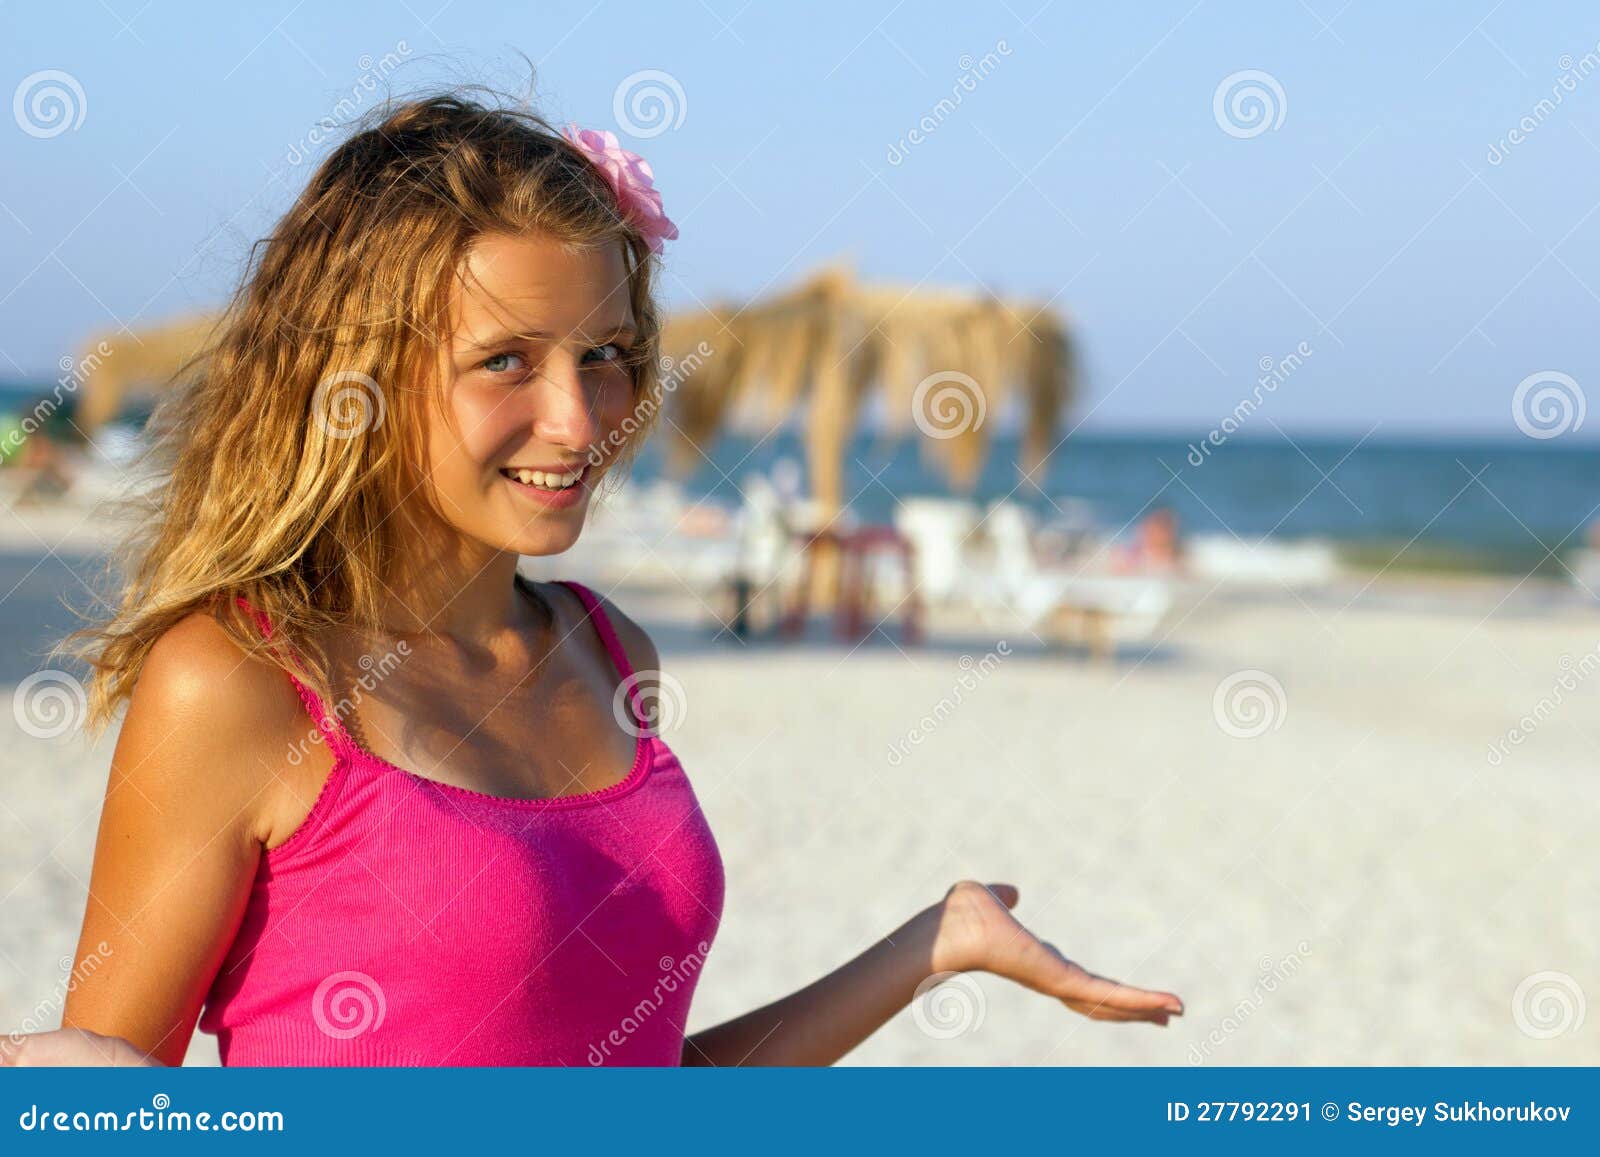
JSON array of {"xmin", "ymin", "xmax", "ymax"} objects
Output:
[{"xmin": 2, "ymin": 1, "xmax": 1598, "ymax": 437}]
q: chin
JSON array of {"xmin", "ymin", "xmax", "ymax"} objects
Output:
[
  {"xmin": 442, "ymin": 471, "xmax": 604, "ymax": 559},
  {"xmin": 500, "ymin": 509, "xmax": 588, "ymax": 558}
]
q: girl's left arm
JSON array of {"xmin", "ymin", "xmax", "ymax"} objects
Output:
[
  {"xmin": 596, "ymin": 603, "xmax": 1184, "ymax": 1067},
  {"xmin": 682, "ymin": 880, "xmax": 1183, "ymax": 1067}
]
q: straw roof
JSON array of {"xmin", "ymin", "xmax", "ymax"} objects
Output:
[
  {"xmin": 69, "ymin": 267, "xmax": 1077, "ymax": 517},
  {"xmin": 74, "ymin": 314, "xmax": 218, "ymax": 431},
  {"xmin": 658, "ymin": 263, "xmax": 1076, "ymax": 511}
]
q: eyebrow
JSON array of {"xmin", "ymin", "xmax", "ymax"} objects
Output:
[{"xmin": 457, "ymin": 321, "xmax": 638, "ymax": 352}]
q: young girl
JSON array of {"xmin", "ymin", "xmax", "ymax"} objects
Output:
[{"xmin": 8, "ymin": 93, "xmax": 1181, "ymax": 1067}]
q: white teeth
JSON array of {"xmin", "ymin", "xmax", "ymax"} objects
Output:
[{"xmin": 507, "ymin": 467, "xmax": 581, "ymax": 490}]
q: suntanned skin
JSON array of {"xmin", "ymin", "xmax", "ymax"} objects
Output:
[
  {"xmin": 53, "ymin": 613, "xmax": 312, "ymax": 1066},
  {"xmin": 8, "ymin": 230, "xmax": 1181, "ymax": 1068},
  {"xmin": 43, "ymin": 583, "xmax": 670, "ymax": 1067}
]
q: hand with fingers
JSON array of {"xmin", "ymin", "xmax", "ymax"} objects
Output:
[
  {"xmin": 684, "ymin": 877, "xmax": 1186, "ymax": 1065},
  {"xmin": 930, "ymin": 880, "xmax": 1184, "ymax": 1026}
]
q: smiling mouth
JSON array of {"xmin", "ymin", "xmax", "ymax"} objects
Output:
[{"xmin": 498, "ymin": 464, "xmax": 588, "ymax": 492}]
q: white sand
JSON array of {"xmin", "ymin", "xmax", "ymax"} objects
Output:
[{"xmin": 3, "ymin": 554, "xmax": 1596, "ymax": 1065}]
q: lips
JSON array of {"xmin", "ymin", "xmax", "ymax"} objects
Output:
[{"xmin": 498, "ymin": 463, "xmax": 590, "ymax": 510}]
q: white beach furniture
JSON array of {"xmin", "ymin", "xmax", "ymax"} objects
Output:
[
  {"xmin": 893, "ymin": 496, "xmax": 1175, "ymax": 656},
  {"xmin": 1184, "ymin": 534, "xmax": 1339, "ymax": 587},
  {"xmin": 1565, "ymin": 548, "xmax": 1600, "ymax": 600}
]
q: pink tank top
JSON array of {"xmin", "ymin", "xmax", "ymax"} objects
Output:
[{"xmin": 198, "ymin": 580, "xmax": 725, "ymax": 1066}]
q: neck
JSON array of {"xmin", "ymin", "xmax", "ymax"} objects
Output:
[{"xmin": 380, "ymin": 526, "xmax": 527, "ymax": 644}]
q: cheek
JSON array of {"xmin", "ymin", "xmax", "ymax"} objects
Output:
[
  {"xmin": 597, "ymin": 377, "xmax": 641, "ymax": 435},
  {"xmin": 442, "ymin": 383, "xmax": 525, "ymax": 473}
]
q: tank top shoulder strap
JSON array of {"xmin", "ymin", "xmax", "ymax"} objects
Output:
[
  {"xmin": 233, "ymin": 595, "xmax": 357, "ymax": 759},
  {"xmin": 554, "ymin": 579, "xmax": 647, "ymax": 724}
]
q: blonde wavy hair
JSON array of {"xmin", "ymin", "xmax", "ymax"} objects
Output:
[{"xmin": 65, "ymin": 91, "xmax": 666, "ymax": 734}]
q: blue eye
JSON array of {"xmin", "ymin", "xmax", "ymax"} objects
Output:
[
  {"xmin": 584, "ymin": 343, "xmax": 628, "ymax": 366},
  {"xmin": 482, "ymin": 352, "xmax": 526, "ymax": 374}
]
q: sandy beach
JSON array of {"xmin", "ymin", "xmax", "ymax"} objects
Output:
[
  {"xmin": 2, "ymin": 510, "xmax": 1595, "ymax": 1068},
  {"xmin": 7, "ymin": 0, "xmax": 1600, "ymax": 1091}
]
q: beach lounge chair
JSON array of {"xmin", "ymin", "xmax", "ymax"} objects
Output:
[
  {"xmin": 894, "ymin": 497, "xmax": 981, "ymax": 604},
  {"xmin": 894, "ymin": 497, "xmax": 1173, "ymax": 657},
  {"xmin": 980, "ymin": 501, "xmax": 1173, "ymax": 654}
]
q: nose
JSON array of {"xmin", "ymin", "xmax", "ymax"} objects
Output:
[{"xmin": 529, "ymin": 354, "xmax": 603, "ymax": 454}]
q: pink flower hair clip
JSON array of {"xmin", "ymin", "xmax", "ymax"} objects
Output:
[{"xmin": 562, "ymin": 124, "xmax": 680, "ymax": 256}]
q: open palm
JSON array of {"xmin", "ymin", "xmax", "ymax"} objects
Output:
[{"xmin": 934, "ymin": 881, "xmax": 1183, "ymax": 1025}]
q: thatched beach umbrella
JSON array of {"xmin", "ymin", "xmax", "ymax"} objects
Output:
[
  {"xmin": 74, "ymin": 314, "xmax": 219, "ymax": 432},
  {"xmin": 658, "ymin": 262, "xmax": 1077, "ymax": 517},
  {"xmin": 656, "ymin": 263, "xmax": 1076, "ymax": 616},
  {"xmin": 70, "ymin": 266, "xmax": 1077, "ymax": 522}
]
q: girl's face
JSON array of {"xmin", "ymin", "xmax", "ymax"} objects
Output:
[{"xmin": 422, "ymin": 230, "xmax": 639, "ymax": 560}]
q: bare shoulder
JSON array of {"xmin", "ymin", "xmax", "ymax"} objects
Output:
[
  {"xmin": 134, "ymin": 610, "xmax": 309, "ymax": 740},
  {"xmin": 140, "ymin": 610, "xmax": 280, "ymax": 697},
  {"xmin": 64, "ymin": 609, "xmax": 327, "ymax": 1062},
  {"xmin": 118, "ymin": 609, "xmax": 325, "ymax": 847}
]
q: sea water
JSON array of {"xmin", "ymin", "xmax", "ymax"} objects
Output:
[{"xmin": 636, "ymin": 428, "xmax": 1600, "ymax": 575}]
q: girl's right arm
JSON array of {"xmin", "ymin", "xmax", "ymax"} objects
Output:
[{"xmin": 26, "ymin": 613, "xmax": 324, "ymax": 1067}]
